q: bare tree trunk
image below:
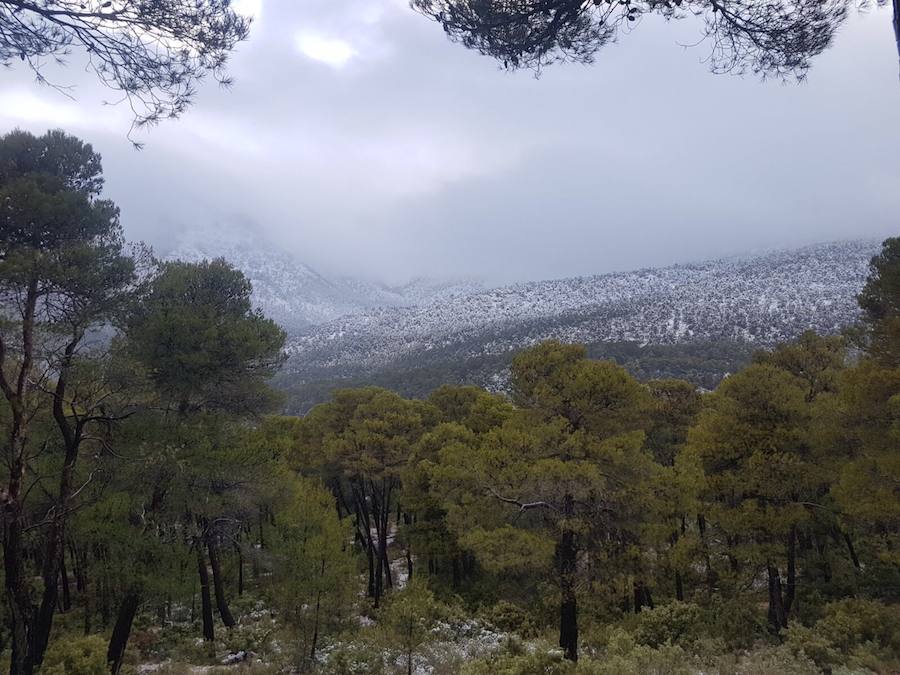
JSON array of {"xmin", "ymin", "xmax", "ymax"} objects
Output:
[
  {"xmin": 60, "ymin": 549, "xmax": 72, "ymax": 612},
  {"xmin": 4, "ymin": 501, "xmax": 33, "ymax": 675},
  {"xmin": 107, "ymin": 590, "xmax": 141, "ymax": 675},
  {"xmin": 767, "ymin": 563, "xmax": 788, "ymax": 633},
  {"xmin": 557, "ymin": 494, "xmax": 578, "ymax": 662},
  {"xmin": 697, "ymin": 513, "xmax": 716, "ymax": 593},
  {"xmin": 310, "ymin": 558, "xmax": 326, "ymax": 660},
  {"xmin": 33, "ymin": 337, "xmax": 83, "ymax": 669},
  {"xmin": 843, "ymin": 531, "xmax": 861, "ymax": 569},
  {"xmin": 1, "ymin": 279, "xmax": 38, "ymax": 675},
  {"xmin": 785, "ymin": 526, "xmax": 797, "ymax": 616},
  {"xmin": 206, "ymin": 533, "xmax": 236, "ymax": 628},
  {"xmin": 197, "ymin": 548, "xmax": 215, "ymax": 641},
  {"xmin": 352, "ymin": 483, "xmax": 376, "ymax": 600},
  {"xmin": 234, "ymin": 543, "xmax": 244, "ymax": 596}
]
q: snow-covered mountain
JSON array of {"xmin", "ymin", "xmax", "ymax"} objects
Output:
[
  {"xmin": 163, "ymin": 228, "xmax": 878, "ymax": 409},
  {"xmin": 282, "ymin": 239, "xmax": 877, "ymax": 381},
  {"xmin": 163, "ymin": 225, "xmax": 483, "ymax": 332}
]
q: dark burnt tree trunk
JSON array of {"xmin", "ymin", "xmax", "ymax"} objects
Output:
[
  {"xmin": 106, "ymin": 590, "xmax": 141, "ymax": 675},
  {"xmin": 4, "ymin": 501, "xmax": 33, "ymax": 675},
  {"xmin": 633, "ymin": 580, "xmax": 654, "ymax": 613},
  {"xmin": 697, "ymin": 513, "xmax": 716, "ymax": 593},
  {"xmin": 767, "ymin": 562, "xmax": 788, "ymax": 633},
  {"xmin": 557, "ymin": 494, "xmax": 578, "ymax": 662},
  {"xmin": 205, "ymin": 530, "xmax": 236, "ymax": 628},
  {"xmin": 234, "ymin": 543, "xmax": 244, "ymax": 596},
  {"xmin": 60, "ymin": 549, "xmax": 71, "ymax": 612},
  {"xmin": 352, "ymin": 481, "xmax": 377, "ymax": 600},
  {"xmin": 310, "ymin": 558, "xmax": 326, "ymax": 660},
  {"xmin": 843, "ymin": 531, "xmax": 861, "ymax": 569},
  {"xmin": 1, "ymin": 278, "xmax": 39, "ymax": 675},
  {"xmin": 197, "ymin": 547, "xmax": 215, "ymax": 641},
  {"xmin": 371, "ymin": 477, "xmax": 394, "ymax": 607},
  {"xmin": 785, "ymin": 526, "xmax": 797, "ymax": 616},
  {"xmin": 70, "ymin": 541, "xmax": 85, "ymax": 593}
]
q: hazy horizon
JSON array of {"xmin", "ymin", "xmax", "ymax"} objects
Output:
[{"xmin": 162, "ymin": 219, "xmax": 881, "ymax": 288}]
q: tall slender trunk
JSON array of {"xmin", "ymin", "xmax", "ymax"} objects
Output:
[
  {"xmin": 106, "ymin": 590, "xmax": 141, "ymax": 675},
  {"xmin": 557, "ymin": 494, "xmax": 578, "ymax": 662},
  {"xmin": 784, "ymin": 526, "xmax": 797, "ymax": 616},
  {"xmin": 697, "ymin": 513, "xmax": 716, "ymax": 593},
  {"xmin": 310, "ymin": 558, "xmax": 326, "ymax": 660},
  {"xmin": 197, "ymin": 548, "xmax": 215, "ymax": 641},
  {"xmin": 633, "ymin": 580, "xmax": 654, "ymax": 613},
  {"xmin": 258, "ymin": 506, "xmax": 265, "ymax": 549},
  {"xmin": 70, "ymin": 541, "xmax": 86, "ymax": 593},
  {"xmin": 767, "ymin": 563, "xmax": 788, "ymax": 633},
  {"xmin": 843, "ymin": 531, "xmax": 861, "ymax": 569},
  {"xmin": 353, "ymin": 483, "xmax": 376, "ymax": 599},
  {"xmin": 4, "ymin": 502, "xmax": 33, "ymax": 675},
  {"xmin": 234, "ymin": 543, "xmax": 244, "ymax": 596},
  {"xmin": 2, "ymin": 279, "xmax": 38, "ymax": 675},
  {"xmin": 60, "ymin": 549, "xmax": 71, "ymax": 612},
  {"xmin": 33, "ymin": 337, "xmax": 82, "ymax": 668},
  {"xmin": 380, "ymin": 532, "xmax": 393, "ymax": 590},
  {"xmin": 371, "ymin": 478, "xmax": 393, "ymax": 605},
  {"xmin": 365, "ymin": 545, "xmax": 376, "ymax": 600},
  {"xmin": 206, "ymin": 533, "xmax": 235, "ymax": 628},
  {"xmin": 374, "ymin": 528, "xmax": 385, "ymax": 607}
]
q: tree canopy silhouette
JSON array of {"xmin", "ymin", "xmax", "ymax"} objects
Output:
[
  {"xmin": 413, "ymin": 0, "xmax": 854, "ymax": 79},
  {"xmin": 0, "ymin": 0, "xmax": 249, "ymax": 133}
]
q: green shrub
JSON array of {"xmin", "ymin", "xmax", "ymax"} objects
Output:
[
  {"xmin": 629, "ymin": 602, "xmax": 704, "ymax": 648},
  {"xmin": 815, "ymin": 599, "xmax": 900, "ymax": 653},
  {"xmin": 785, "ymin": 599, "xmax": 900, "ymax": 672},
  {"xmin": 699, "ymin": 596, "xmax": 769, "ymax": 650},
  {"xmin": 483, "ymin": 600, "xmax": 539, "ymax": 638},
  {"xmin": 461, "ymin": 649, "xmax": 573, "ymax": 675},
  {"xmin": 732, "ymin": 646, "xmax": 821, "ymax": 675},
  {"xmin": 320, "ymin": 641, "xmax": 387, "ymax": 675},
  {"xmin": 40, "ymin": 635, "xmax": 107, "ymax": 675}
]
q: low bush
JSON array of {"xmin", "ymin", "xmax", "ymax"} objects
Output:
[
  {"xmin": 40, "ymin": 634, "xmax": 108, "ymax": 675},
  {"xmin": 785, "ymin": 598, "xmax": 900, "ymax": 673},
  {"xmin": 482, "ymin": 600, "xmax": 539, "ymax": 638}
]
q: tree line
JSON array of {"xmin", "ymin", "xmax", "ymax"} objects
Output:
[{"xmin": 1, "ymin": 128, "xmax": 898, "ymax": 673}]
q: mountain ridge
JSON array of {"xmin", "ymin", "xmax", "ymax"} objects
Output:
[
  {"xmin": 278, "ymin": 239, "xmax": 877, "ymax": 406},
  {"xmin": 163, "ymin": 224, "xmax": 485, "ymax": 331},
  {"xmin": 162, "ymin": 229, "xmax": 878, "ymax": 411}
]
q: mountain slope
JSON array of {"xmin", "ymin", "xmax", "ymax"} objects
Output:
[
  {"xmin": 164, "ymin": 225, "xmax": 483, "ymax": 332},
  {"xmin": 282, "ymin": 240, "xmax": 876, "ymax": 387}
]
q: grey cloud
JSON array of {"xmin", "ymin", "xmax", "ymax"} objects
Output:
[{"xmin": 1, "ymin": 1, "xmax": 897, "ymax": 284}]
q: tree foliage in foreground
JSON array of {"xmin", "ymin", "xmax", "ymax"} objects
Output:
[
  {"xmin": 0, "ymin": 0, "xmax": 249, "ymax": 134},
  {"xmin": 413, "ymin": 0, "xmax": 854, "ymax": 79}
]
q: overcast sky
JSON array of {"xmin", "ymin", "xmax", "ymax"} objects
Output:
[{"xmin": 1, "ymin": 0, "xmax": 898, "ymax": 284}]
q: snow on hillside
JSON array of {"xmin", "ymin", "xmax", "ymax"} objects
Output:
[
  {"xmin": 163, "ymin": 224, "xmax": 484, "ymax": 332},
  {"xmin": 282, "ymin": 240, "xmax": 877, "ymax": 378}
]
